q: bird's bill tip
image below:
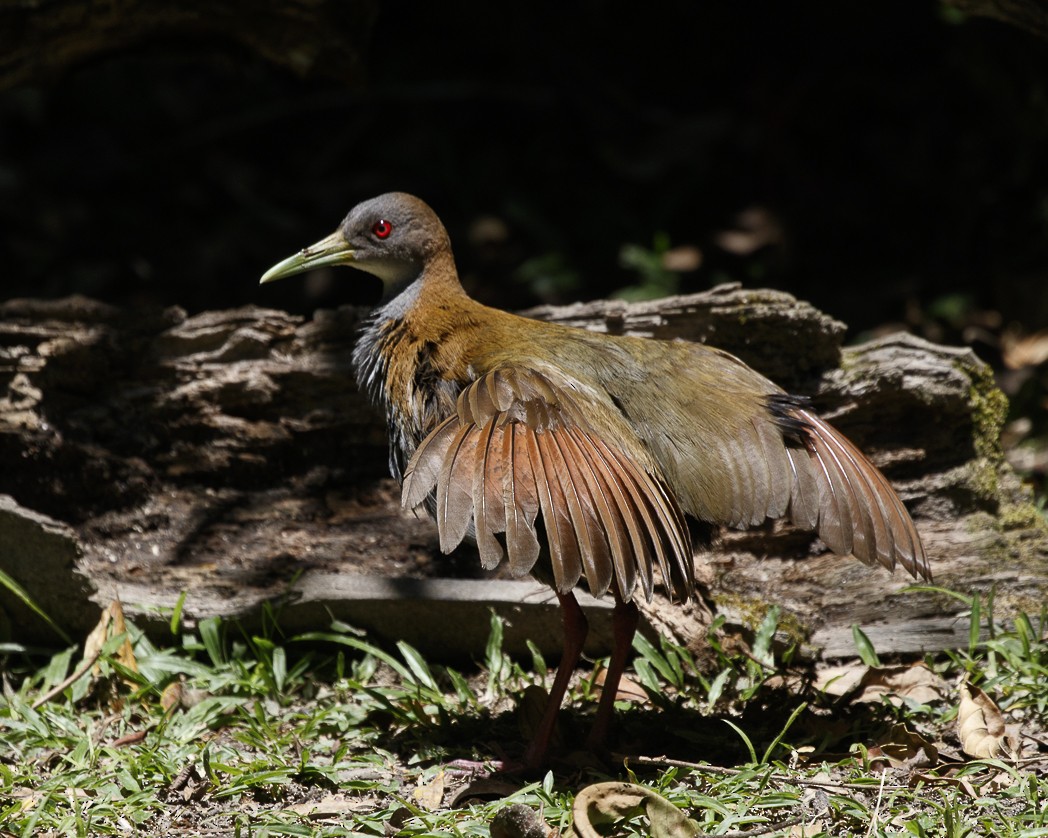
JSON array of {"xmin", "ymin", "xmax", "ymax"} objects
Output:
[{"xmin": 259, "ymin": 231, "xmax": 354, "ymax": 285}]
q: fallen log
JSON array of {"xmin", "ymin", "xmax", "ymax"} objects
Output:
[{"xmin": 1, "ymin": 285, "xmax": 1044, "ymax": 659}]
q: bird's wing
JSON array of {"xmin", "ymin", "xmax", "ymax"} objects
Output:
[
  {"xmin": 621, "ymin": 343, "xmax": 930, "ymax": 582},
  {"xmin": 401, "ymin": 367, "xmax": 694, "ymax": 602},
  {"xmin": 773, "ymin": 396, "xmax": 930, "ymax": 580}
]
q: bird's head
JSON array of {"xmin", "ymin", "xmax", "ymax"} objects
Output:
[{"xmin": 260, "ymin": 192, "xmax": 452, "ymax": 296}]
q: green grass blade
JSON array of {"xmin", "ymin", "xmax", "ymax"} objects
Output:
[
  {"xmin": 397, "ymin": 640, "xmax": 438, "ymax": 690},
  {"xmin": 760, "ymin": 700, "xmax": 807, "ymax": 765},
  {"xmin": 170, "ymin": 590, "xmax": 187, "ymax": 637},
  {"xmin": 722, "ymin": 719, "xmax": 757, "ymax": 764},
  {"xmin": 851, "ymin": 625, "xmax": 880, "ymax": 667},
  {"xmin": 0, "ymin": 566, "xmax": 71, "ymax": 644}
]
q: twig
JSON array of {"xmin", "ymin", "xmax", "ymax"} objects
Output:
[
  {"xmin": 864, "ymin": 769, "xmax": 888, "ymax": 838},
  {"xmin": 31, "ymin": 648, "xmax": 101, "ymax": 709},
  {"xmin": 627, "ymin": 754, "xmax": 909, "ymax": 793},
  {"xmin": 715, "ymin": 814, "xmax": 806, "ymax": 837}
]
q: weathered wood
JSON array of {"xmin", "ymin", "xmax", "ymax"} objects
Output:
[{"xmin": 1, "ymin": 286, "xmax": 1045, "ymax": 656}]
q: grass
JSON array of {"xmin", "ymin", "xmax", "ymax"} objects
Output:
[{"xmin": 0, "ymin": 597, "xmax": 1046, "ymax": 837}]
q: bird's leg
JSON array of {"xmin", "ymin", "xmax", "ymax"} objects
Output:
[
  {"xmin": 586, "ymin": 597, "xmax": 639, "ymax": 751},
  {"xmin": 522, "ymin": 591, "xmax": 588, "ymax": 770}
]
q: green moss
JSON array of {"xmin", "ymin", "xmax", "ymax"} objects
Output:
[
  {"xmin": 963, "ymin": 360, "xmax": 1009, "ymax": 461},
  {"xmin": 999, "ymin": 500, "xmax": 1048, "ymax": 533},
  {"xmin": 714, "ymin": 592, "xmax": 808, "ymax": 646},
  {"xmin": 776, "ymin": 610, "xmax": 808, "ymax": 647},
  {"xmin": 965, "ymin": 457, "xmax": 1001, "ymax": 504}
]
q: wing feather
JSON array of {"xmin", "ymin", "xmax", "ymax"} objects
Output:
[
  {"xmin": 560, "ymin": 426, "xmax": 632, "ymax": 598},
  {"xmin": 402, "ymin": 368, "xmax": 692, "ymax": 600},
  {"xmin": 800, "ymin": 410, "xmax": 928, "ymax": 579},
  {"xmin": 547, "ymin": 429, "xmax": 614, "ymax": 597},
  {"xmin": 472, "ymin": 420, "xmax": 504, "ymax": 569},
  {"xmin": 784, "ymin": 445, "xmax": 820, "ymax": 531},
  {"xmin": 503, "ymin": 423, "xmax": 542, "ymax": 574},
  {"xmin": 438, "ymin": 424, "xmax": 480, "ymax": 553},
  {"xmin": 616, "ymin": 341, "xmax": 927, "ymax": 581},
  {"xmin": 529, "ymin": 429, "xmax": 582, "ymax": 592},
  {"xmin": 402, "ymin": 415, "xmax": 458, "ymax": 509}
]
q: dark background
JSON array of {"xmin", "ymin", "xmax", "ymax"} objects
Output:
[{"xmin": 2, "ymin": 1, "xmax": 1046, "ymax": 484}]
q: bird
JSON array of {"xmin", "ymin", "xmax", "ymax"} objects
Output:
[{"xmin": 260, "ymin": 192, "xmax": 930, "ymax": 769}]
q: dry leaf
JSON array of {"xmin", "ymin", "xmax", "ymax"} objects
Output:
[
  {"xmin": 111, "ymin": 730, "xmax": 148, "ymax": 747},
  {"xmin": 412, "ymin": 770, "xmax": 446, "ymax": 811},
  {"xmin": 284, "ymin": 795, "xmax": 375, "ymax": 819},
  {"xmin": 867, "ymin": 723, "xmax": 938, "ymax": 772},
  {"xmin": 815, "ymin": 661, "xmax": 868, "ymax": 697},
  {"xmin": 789, "ymin": 823, "xmax": 826, "ymax": 837},
  {"xmin": 160, "ymin": 681, "xmax": 184, "ymax": 713},
  {"xmin": 83, "ymin": 608, "xmax": 110, "ymax": 671},
  {"xmin": 817, "ymin": 662, "xmax": 947, "ymax": 707},
  {"xmin": 857, "ymin": 663, "xmax": 948, "ymax": 706},
  {"xmin": 592, "ymin": 666, "xmax": 649, "ymax": 703},
  {"xmin": 108, "ymin": 600, "xmax": 139, "ymax": 675},
  {"xmin": 957, "ymin": 680, "xmax": 1017, "ymax": 759},
  {"xmin": 981, "ymin": 770, "xmax": 1018, "ymax": 793},
  {"xmin": 912, "ymin": 772, "xmax": 979, "ymax": 799},
  {"xmin": 82, "ymin": 600, "xmax": 139, "ymax": 699},
  {"xmin": 573, "ymin": 782, "xmax": 701, "ymax": 838}
]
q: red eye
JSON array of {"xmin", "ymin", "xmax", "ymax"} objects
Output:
[{"xmin": 372, "ymin": 219, "xmax": 393, "ymax": 239}]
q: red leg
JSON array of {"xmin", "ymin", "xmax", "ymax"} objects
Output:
[
  {"xmin": 523, "ymin": 591, "xmax": 588, "ymax": 770},
  {"xmin": 586, "ymin": 597, "xmax": 639, "ymax": 751}
]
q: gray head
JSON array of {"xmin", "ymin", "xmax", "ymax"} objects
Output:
[{"xmin": 260, "ymin": 192, "xmax": 452, "ymax": 294}]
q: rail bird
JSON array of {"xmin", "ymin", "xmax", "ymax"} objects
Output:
[{"xmin": 261, "ymin": 192, "xmax": 930, "ymax": 768}]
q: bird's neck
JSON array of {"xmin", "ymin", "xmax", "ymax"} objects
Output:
[{"xmin": 353, "ymin": 252, "xmax": 482, "ymax": 477}]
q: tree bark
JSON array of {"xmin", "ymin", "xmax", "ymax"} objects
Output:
[{"xmin": 1, "ymin": 286, "xmax": 1045, "ymax": 658}]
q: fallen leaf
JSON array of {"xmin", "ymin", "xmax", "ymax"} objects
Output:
[
  {"xmin": 819, "ymin": 661, "xmax": 948, "ymax": 706},
  {"xmin": 284, "ymin": 795, "xmax": 376, "ymax": 819},
  {"xmin": 160, "ymin": 681, "xmax": 184, "ymax": 713},
  {"xmin": 982, "ymin": 770, "xmax": 1018, "ymax": 793},
  {"xmin": 111, "ymin": 730, "xmax": 148, "ymax": 747},
  {"xmin": 85, "ymin": 601, "xmax": 138, "ymax": 673},
  {"xmin": 867, "ymin": 724, "xmax": 938, "ymax": 772},
  {"xmin": 857, "ymin": 663, "xmax": 948, "ymax": 706},
  {"xmin": 814, "ymin": 661, "xmax": 869, "ymax": 697},
  {"xmin": 592, "ymin": 666, "xmax": 649, "ymax": 703},
  {"xmin": 108, "ymin": 601, "xmax": 139, "ymax": 676},
  {"xmin": 912, "ymin": 772, "xmax": 979, "ymax": 799},
  {"xmin": 412, "ymin": 770, "xmax": 446, "ymax": 811},
  {"xmin": 573, "ymin": 782, "xmax": 701, "ymax": 838},
  {"xmin": 957, "ymin": 679, "xmax": 1017, "ymax": 759}
]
